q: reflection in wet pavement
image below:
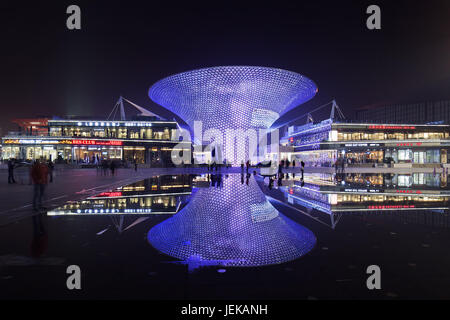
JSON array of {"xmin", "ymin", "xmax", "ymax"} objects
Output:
[
  {"xmin": 148, "ymin": 174, "xmax": 316, "ymax": 270},
  {"xmin": 260, "ymin": 172, "xmax": 450, "ymax": 229},
  {"xmin": 3, "ymin": 170, "xmax": 450, "ymax": 299},
  {"xmin": 48, "ymin": 175, "xmax": 194, "ymax": 215}
]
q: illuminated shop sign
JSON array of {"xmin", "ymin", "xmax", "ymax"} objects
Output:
[
  {"xmin": 344, "ymin": 188, "xmax": 382, "ymax": 193},
  {"xmin": 3, "ymin": 139, "xmax": 71, "ymax": 145},
  {"xmin": 344, "ymin": 143, "xmax": 381, "ymax": 147},
  {"xmin": 65, "ymin": 208, "xmax": 154, "ymax": 214},
  {"xmin": 72, "ymin": 139, "xmax": 123, "ymax": 146},
  {"xmin": 94, "ymin": 192, "xmax": 123, "ymax": 197},
  {"xmin": 396, "ymin": 142, "xmax": 423, "ymax": 147},
  {"xmin": 72, "ymin": 121, "xmax": 160, "ymax": 127},
  {"xmin": 395, "ymin": 189, "xmax": 422, "ymax": 194},
  {"xmin": 80, "ymin": 209, "xmax": 121, "ymax": 213},
  {"xmin": 368, "ymin": 125, "xmax": 416, "ymax": 130},
  {"xmin": 3, "ymin": 139, "xmax": 19, "ymax": 144},
  {"xmin": 368, "ymin": 205, "xmax": 416, "ymax": 209}
]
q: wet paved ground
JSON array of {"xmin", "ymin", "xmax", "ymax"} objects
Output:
[{"xmin": 1, "ymin": 168, "xmax": 450, "ymax": 299}]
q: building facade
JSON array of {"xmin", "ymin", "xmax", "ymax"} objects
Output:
[
  {"xmin": 2, "ymin": 119, "xmax": 191, "ymax": 166},
  {"xmin": 356, "ymin": 100, "xmax": 450, "ymax": 124},
  {"xmin": 281, "ymin": 119, "xmax": 450, "ymax": 168}
]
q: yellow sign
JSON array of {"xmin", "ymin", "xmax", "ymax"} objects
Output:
[{"xmin": 3, "ymin": 139, "xmax": 20, "ymax": 144}]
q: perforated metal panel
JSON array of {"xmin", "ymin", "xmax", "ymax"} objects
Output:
[
  {"xmin": 149, "ymin": 66, "xmax": 317, "ymax": 163},
  {"xmin": 148, "ymin": 175, "xmax": 316, "ymax": 267}
]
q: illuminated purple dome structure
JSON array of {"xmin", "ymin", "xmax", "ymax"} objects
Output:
[
  {"xmin": 149, "ymin": 66, "xmax": 317, "ymax": 164},
  {"xmin": 148, "ymin": 175, "xmax": 316, "ymax": 268}
]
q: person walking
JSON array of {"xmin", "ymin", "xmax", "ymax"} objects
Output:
[
  {"xmin": 278, "ymin": 160, "xmax": 283, "ymax": 177},
  {"xmin": 31, "ymin": 160, "xmax": 48, "ymax": 212},
  {"xmin": 7, "ymin": 159, "xmax": 16, "ymax": 184},
  {"xmin": 47, "ymin": 160, "xmax": 54, "ymax": 183},
  {"xmin": 301, "ymin": 160, "xmax": 305, "ymax": 180},
  {"xmin": 102, "ymin": 159, "xmax": 108, "ymax": 176},
  {"xmin": 110, "ymin": 160, "xmax": 116, "ymax": 176},
  {"xmin": 134, "ymin": 160, "xmax": 138, "ymax": 172}
]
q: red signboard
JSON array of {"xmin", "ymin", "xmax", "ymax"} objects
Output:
[
  {"xmin": 72, "ymin": 139, "xmax": 122, "ymax": 146},
  {"xmin": 95, "ymin": 192, "xmax": 123, "ymax": 197},
  {"xmin": 368, "ymin": 125, "xmax": 416, "ymax": 130},
  {"xmin": 396, "ymin": 143, "xmax": 423, "ymax": 147},
  {"xmin": 396, "ymin": 190, "xmax": 422, "ymax": 194}
]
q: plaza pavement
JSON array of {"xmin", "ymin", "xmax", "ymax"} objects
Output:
[
  {"xmin": 0, "ymin": 165, "xmax": 444, "ymax": 226},
  {"xmin": 0, "ymin": 167, "xmax": 219, "ymax": 227}
]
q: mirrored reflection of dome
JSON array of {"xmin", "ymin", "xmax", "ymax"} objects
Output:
[{"xmin": 148, "ymin": 174, "xmax": 316, "ymax": 267}]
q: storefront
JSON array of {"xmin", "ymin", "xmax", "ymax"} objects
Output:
[
  {"xmin": 345, "ymin": 150, "xmax": 384, "ymax": 164},
  {"xmin": 1, "ymin": 137, "xmax": 191, "ymax": 166},
  {"xmin": 284, "ymin": 120, "xmax": 450, "ymax": 168}
]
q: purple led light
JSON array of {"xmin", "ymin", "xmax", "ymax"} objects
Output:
[
  {"xmin": 148, "ymin": 174, "xmax": 316, "ymax": 267},
  {"xmin": 149, "ymin": 66, "xmax": 317, "ymax": 163}
]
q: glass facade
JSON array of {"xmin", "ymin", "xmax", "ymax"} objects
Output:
[
  {"xmin": 285, "ymin": 121, "xmax": 450, "ymax": 167},
  {"xmin": 49, "ymin": 125, "xmax": 176, "ymax": 140},
  {"xmin": 337, "ymin": 131, "xmax": 447, "ymax": 141},
  {"xmin": 2, "ymin": 120, "xmax": 190, "ymax": 166}
]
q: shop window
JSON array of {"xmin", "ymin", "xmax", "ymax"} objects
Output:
[
  {"xmin": 50, "ymin": 127, "xmax": 62, "ymax": 136},
  {"xmin": 93, "ymin": 129, "xmax": 106, "ymax": 137},
  {"xmin": 153, "ymin": 131, "xmax": 164, "ymax": 140},
  {"xmin": 398, "ymin": 149, "xmax": 412, "ymax": 161},
  {"xmin": 413, "ymin": 152, "xmax": 425, "ymax": 164},
  {"xmin": 118, "ymin": 128, "xmax": 127, "ymax": 139},
  {"xmin": 163, "ymin": 128, "xmax": 170, "ymax": 140},
  {"xmin": 140, "ymin": 129, "xmax": 152, "ymax": 139},
  {"xmin": 398, "ymin": 175, "xmax": 412, "ymax": 187},
  {"xmin": 2, "ymin": 146, "xmax": 20, "ymax": 160},
  {"xmin": 171, "ymin": 129, "xmax": 178, "ymax": 140},
  {"xmin": 108, "ymin": 129, "xmax": 117, "ymax": 138},
  {"xmin": 130, "ymin": 131, "xmax": 140, "ymax": 139}
]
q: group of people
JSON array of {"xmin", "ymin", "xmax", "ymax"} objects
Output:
[
  {"xmin": 334, "ymin": 157, "xmax": 346, "ymax": 173},
  {"xmin": 6, "ymin": 158, "xmax": 55, "ymax": 212},
  {"xmin": 7, "ymin": 159, "xmax": 54, "ymax": 185},
  {"xmin": 97, "ymin": 159, "xmax": 119, "ymax": 176},
  {"xmin": 279, "ymin": 159, "xmax": 297, "ymax": 168}
]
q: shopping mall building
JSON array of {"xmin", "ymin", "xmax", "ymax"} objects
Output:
[
  {"xmin": 3, "ymin": 67, "xmax": 450, "ymax": 168},
  {"xmin": 1, "ymin": 117, "xmax": 191, "ymax": 166},
  {"xmin": 280, "ymin": 119, "xmax": 450, "ymax": 168}
]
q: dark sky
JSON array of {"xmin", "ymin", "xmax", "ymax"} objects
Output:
[{"xmin": 1, "ymin": 0, "xmax": 450, "ymax": 131}]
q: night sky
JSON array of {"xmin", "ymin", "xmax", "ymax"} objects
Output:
[{"xmin": 1, "ymin": 1, "xmax": 450, "ymax": 132}]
